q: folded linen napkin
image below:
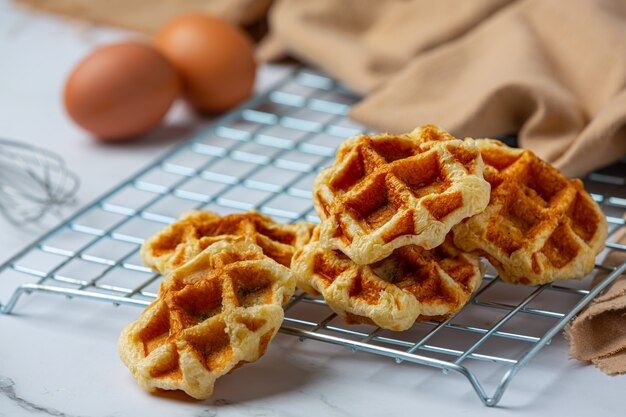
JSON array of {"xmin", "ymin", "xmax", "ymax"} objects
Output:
[
  {"xmin": 565, "ymin": 226, "xmax": 626, "ymax": 376},
  {"xmin": 19, "ymin": 0, "xmax": 626, "ymax": 176}
]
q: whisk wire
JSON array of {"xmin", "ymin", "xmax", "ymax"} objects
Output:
[{"xmin": 0, "ymin": 139, "xmax": 80, "ymax": 225}]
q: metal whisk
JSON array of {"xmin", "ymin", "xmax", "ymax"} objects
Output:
[{"xmin": 0, "ymin": 139, "xmax": 79, "ymax": 225}]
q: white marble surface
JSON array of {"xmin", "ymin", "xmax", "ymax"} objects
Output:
[{"xmin": 1, "ymin": 1, "xmax": 625, "ymax": 415}]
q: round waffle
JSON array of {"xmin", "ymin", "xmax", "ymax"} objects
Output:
[
  {"xmin": 140, "ymin": 210, "xmax": 315, "ymax": 274},
  {"xmin": 292, "ymin": 228, "xmax": 484, "ymax": 331},
  {"xmin": 452, "ymin": 139, "xmax": 608, "ymax": 285},
  {"xmin": 313, "ymin": 125, "xmax": 490, "ymax": 265},
  {"xmin": 119, "ymin": 240, "xmax": 295, "ymax": 399}
]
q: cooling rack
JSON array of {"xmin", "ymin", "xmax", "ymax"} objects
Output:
[{"xmin": 1, "ymin": 67, "xmax": 625, "ymax": 407}]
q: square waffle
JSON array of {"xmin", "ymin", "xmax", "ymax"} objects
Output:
[
  {"xmin": 452, "ymin": 139, "xmax": 608, "ymax": 284},
  {"xmin": 313, "ymin": 125, "xmax": 490, "ymax": 265},
  {"xmin": 119, "ymin": 240, "xmax": 295, "ymax": 399},
  {"xmin": 140, "ymin": 210, "xmax": 315, "ymax": 274},
  {"xmin": 292, "ymin": 228, "xmax": 484, "ymax": 331}
]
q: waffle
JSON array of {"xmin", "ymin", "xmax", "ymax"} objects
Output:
[
  {"xmin": 313, "ymin": 125, "xmax": 490, "ymax": 265},
  {"xmin": 141, "ymin": 210, "xmax": 315, "ymax": 274},
  {"xmin": 292, "ymin": 228, "xmax": 484, "ymax": 331},
  {"xmin": 119, "ymin": 240, "xmax": 295, "ymax": 399},
  {"xmin": 452, "ymin": 139, "xmax": 607, "ymax": 285}
]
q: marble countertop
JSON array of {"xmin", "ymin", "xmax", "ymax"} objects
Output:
[{"xmin": 1, "ymin": 1, "xmax": 625, "ymax": 415}]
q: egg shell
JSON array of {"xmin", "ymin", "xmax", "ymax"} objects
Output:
[
  {"xmin": 64, "ymin": 41, "xmax": 181, "ymax": 140},
  {"xmin": 155, "ymin": 14, "xmax": 256, "ymax": 113}
]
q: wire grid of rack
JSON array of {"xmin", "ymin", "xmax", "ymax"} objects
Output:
[{"xmin": 1, "ymin": 66, "xmax": 626, "ymax": 407}]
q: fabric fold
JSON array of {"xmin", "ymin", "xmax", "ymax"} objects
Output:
[{"xmin": 565, "ymin": 225, "xmax": 626, "ymax": 376}]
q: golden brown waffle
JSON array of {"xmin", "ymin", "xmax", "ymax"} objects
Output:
[
  {"xmin": 452, "ymin": 139, "xmax": 607, "ymax": 285},
  {"xmin": 119, "ymin": 240, "xmax": 295, "ymax": 399},
  {"xmin": 140, "ymin": 210, "xmax": 315, "ymax": 274},
  {"xmin": 292, "ymin": 228, "xmax": 484, "ymax": 331},
  {"xmin": 313, "ymin": 125, "xmax": 490, "ymax": 265}
]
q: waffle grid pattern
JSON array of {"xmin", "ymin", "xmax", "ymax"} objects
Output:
[
  {"xmin": 315, "ymin": 133, "xmax": 490, "ymax": 264},
  {"xmin": 1, "ymin": 67, "xmax": 625, "ymax": 407},
  {"xmin": 453, "ymin": 140, "xmax": 607, "ymax": 285},
  {"xmin": 119, "ymin": 240, "xmax": 292, "ymax": 399}
]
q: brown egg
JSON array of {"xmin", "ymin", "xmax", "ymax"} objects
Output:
[
  {"xmin": 155, "ymin": 14, "xmax": 256, "ymax": 113},
  {"xmin": 64, "ymin": 41, "xmax": 180, "ymax": 141}
]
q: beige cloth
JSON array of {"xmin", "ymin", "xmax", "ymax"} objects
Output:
[
  {"xmin": 17, "ymin": 0, "xmax": 626, "ymax": 177},
  {"xmin": 263, "ymin": 0, "xmax": 626, "ymax": 177},
  {"xmin": 17, "ymin": 0, "xmax": 272, "ymax": 34},
  {"xmin": 565, "ymin": 233, "xmax": 626, "ymax": 375}
]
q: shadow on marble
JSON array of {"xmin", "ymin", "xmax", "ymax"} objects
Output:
[
  {"xmin": 146, "ymin": 340, "xmax": 318, "ymax": 405},
  {"xmin": 213, "ymin": 345, "xmax": 317, "ymax": 403}
]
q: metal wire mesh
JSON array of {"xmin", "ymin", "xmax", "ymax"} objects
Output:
[{"xmin": 1, "ymin": 67, "xmax": 625, "ymax": 407}]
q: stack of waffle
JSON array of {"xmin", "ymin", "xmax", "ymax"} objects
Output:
[
  {"xmin": 293, "ymin": 125, "xmax": 607, "ymax": 331},
  {"xmin": 119, "ymin": 125, "xmax": 607, "ymax": 399},
  {"xmin": 119, "ymin": 211, "xmax": 315, "ymax": 399},
  {"xmin": 294, "ymin": 125, "xmax": 491, "ymax": 330}
]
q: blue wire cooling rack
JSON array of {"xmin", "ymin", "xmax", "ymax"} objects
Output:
[{"xmin": 1, "ymin": 66, "xmax": 625, "ymax": 407}]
